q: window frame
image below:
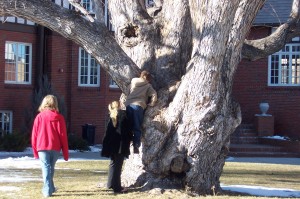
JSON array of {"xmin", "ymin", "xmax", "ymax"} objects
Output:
[
  {"xmin": 268, "ymin": 43, "xmax": 300, "ymax": 86},
  {"xmin": 67, "ymin": 0, "xmax": 94, "ymax": 14},
  {"xmin": 146, "ymin": 0, "xmax": 155, "ymax": 7},
  {"xmin": 104, "ymin": 0, "xmax": 115, "ymax": 31},
  {"xmin": 109, "ymin": 78, "xmax": 119, "ymax": 89},
  {"xmin": 4, "ymin": 41, "xmax": 32, "ymax": 85},
  {"xmin": 0, "ymin": 111, "xmax": 13, "ymax": 136},
  {"xmin": 78, "ymin": 48, "xmax": 100, "ymax": 87}
]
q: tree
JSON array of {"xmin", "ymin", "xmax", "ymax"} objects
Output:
[{"xmin": 1, "ymin": 0, "xmax": 300, "ymax": 195}]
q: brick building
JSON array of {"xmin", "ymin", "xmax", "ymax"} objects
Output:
[
  {"xmin": 0, "ymin": 0, "xmax": 123, "ymax": 144},
  {"xmin": 0, "ymin": 0, "xmax": 299, "ymax": 145},
  {"xmin": 233, "ymin": 0, "xmax": 300, "ymax": 139}
]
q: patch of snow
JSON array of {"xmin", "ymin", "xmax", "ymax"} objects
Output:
[
  {"xmin": 221, "ymin": 184, "xmax": 300, "ymax": 197},
  {"xmin": 263, "ymin": 135, "xmax": 288, "ymax": 140},
  {"xmin": 0, "ymin": 186, "xmax": 21, "ymax": 192},
  {"xmin": 1, "ymin": 147, "xmax": 300, "ymax": 198}
]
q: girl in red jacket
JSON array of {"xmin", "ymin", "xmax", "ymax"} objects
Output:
[{"xmin": 31, "ymin": 95, "xmax": 69, "ymax": 197}]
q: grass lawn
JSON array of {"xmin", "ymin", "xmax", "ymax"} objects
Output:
[{"xmin": 0, "ymin": 160, "xmax": 300, "ymax": 199}]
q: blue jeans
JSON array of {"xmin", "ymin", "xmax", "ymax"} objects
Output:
[
  {"xmin": 38, "ymin": 150, "xmax": 60, "ymax": 197},
  {"xmin": 126, "ymin": 104, "xmax": 144, "ymax": 148}
]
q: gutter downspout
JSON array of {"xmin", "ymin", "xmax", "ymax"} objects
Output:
[{"xmin": 36, "ymin": 25, "xmax": 45, "ymax": 90}]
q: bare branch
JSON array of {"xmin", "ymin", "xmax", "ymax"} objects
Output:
[
  {"xmin": 0, "ymin": 0, "xmax": 140, "ymax": 91},
  {"xmin": 91, "ymin": 0, "xmax": 105, "ymax": 23},
  {"xmin": 68, "ymin": 0, "xmax": 95, "ymax": 22},
  {"xmin": 291, "ymin": 0, "xmax": 300, "ymax": 18},
  {"xmin": 138, "ymin": 0, "xmax": 146, "ymax": 10},
  {"xmin": 242, "ymin": 0, "xmax": 300, "ymax": 61}
]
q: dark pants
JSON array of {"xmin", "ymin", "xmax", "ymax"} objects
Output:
[
  {"xmin": 126, "ymin": 104, "xmax": 144, "ymax": 148},
  {"xmin": 107, "ymin": 153, "xmax": 125, "ymax": 193}
]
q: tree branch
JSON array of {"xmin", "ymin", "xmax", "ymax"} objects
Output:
[
  {"xmin": 68, "ymin": 0, "xmax": 95, "ymax": 22},
  {"xmin": 0, "ymin": 0, "xmax": 140, "ymax": 92},
  {"xmin": 91, "ymin": 0, "xmax": 105, "ymax": 23},
  {"xmin": 242, "ymin": 0, "xmax": 300, "ymax": 61}
]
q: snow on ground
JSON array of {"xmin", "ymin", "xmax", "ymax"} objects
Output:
[
  {"xmin": 264, "ymin": 135, "xmax": 289, "ymax": 140},
  {"xmin": 222, "ymin": 185, "xmax": 300, "ymax": 198},
  {"xmin": 1, "ymin": 146, "xmax": 300, "ymax": 197}
]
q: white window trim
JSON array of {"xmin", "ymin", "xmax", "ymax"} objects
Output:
[
  {"xmin": 104, "ymin": 0, "xmax": 115, "ymax": 31},
  {"xmin": 268, "ymin": 43, "xmax": 300, "ymax": 86},
  {"xmin": 63, "ymin": 0, "xmax": 95, "ymax": 15},
  {"xmin": 146, "ymin": 0, "xmax": 155, "ymax": 7},
  {"xmin": 78, "ymin": 48, "xmax": 100, "ymax": 87},
  {"xmin": 0, "ymin": 111, "xmax": 13, "ymax": 135},
  {"xmin": 5, "ymin": 41, "xmax": 32, "ymax": 85},
  {"xmin": 0, "ymin": 16, "xmax": 35, "ymax": 25},
  {"xmin": 109, "ymin": 78, "xmax": 119, "ymax": 88}
]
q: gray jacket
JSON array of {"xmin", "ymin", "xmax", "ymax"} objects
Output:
[{"xmin": 125, "ymin": 77, "xmax": 157, "ymax": 109}]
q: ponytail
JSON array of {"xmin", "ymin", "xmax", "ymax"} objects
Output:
[{"xmin": 108, "ymin": 101, "xmax": 119, "ymax": 127}]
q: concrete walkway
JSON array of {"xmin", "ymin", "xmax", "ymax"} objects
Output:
[
  {"xmin": 226, "ymin": 156, "xmax": 300, "ymax": 165},
  {"xmin": 69, "ymin": 151, "xmax": 300, "ymax": 166},
  {"xmin": 1, "ymin": 147, "xmax": 300, "ymax": 166},
  {"xmin": 69, "ymin": 150, "xmax": 107, "ymax": 160}
]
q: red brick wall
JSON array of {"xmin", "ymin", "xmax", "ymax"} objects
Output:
[
  {"xmin": 233, "ymin": 26, "xmax": 300, "ymax": 139},
  {"xmin": 0, "ymin": 29, "xmax": 37, "ymax": 134},
  {"xmin": 46, "ymin": 33, "xmax": 121, "ymax": 144},
  {"xmin": 4, "ymin": 25, "xmax": 299, "ymax": 143},
  {"xmin": 0, "ymin": 28, "xmax": 121, "ymax": 143}
]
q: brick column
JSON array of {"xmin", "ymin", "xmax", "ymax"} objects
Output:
[{"xmin": 254, "ymin": 115, "xmax": 274, "ymax": 136}]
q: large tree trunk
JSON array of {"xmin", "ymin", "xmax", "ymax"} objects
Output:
[
  {"xmin": 110, "ymin": 0, "xmax": 264, "ymax": 194},
  {"xmin": 2, "ymin": 0, "xmax": 300, "ymax": 195}
]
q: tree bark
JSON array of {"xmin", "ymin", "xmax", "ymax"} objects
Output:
[
  {"xmin": 1, "ymin": 0, "xmax": 299, "ymax": 195},
  {"xmin": 242, "ymin": 0, "xmax": 300, "ymax": 61},
  {"xmin": 112, "ymin": 0, "xmax": 264, "ymax": 194},
  {"xmin": 0, "ymin": 0, "xmax": 140, "ymax": 92}
]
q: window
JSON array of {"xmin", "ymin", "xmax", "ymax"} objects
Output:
[
  {"xmin": 146, "ymin": 0, "xmax": 155, "ymax": 7},
  {"xmin": 68, "ymin": 0, "xmax": 94, "ymax": 13},
  {"xmin": 269, "ymin": 43, "xmax": 300, "ymax": 86},
  {"xmin": 0, "ymin": 111, "xmax": 13, "ymax": 136},
  {"xmin": 5, "ymin": 42, "xmax": 32, "ymax": 84},
  {"xmin": 78, "ymin": 48, "xmax": 100, "ymax": 87},
  {"xmin": 109, "ymin": 78, "xmax": 119, "ymax": 88},
  {"xmin": 104, "ymin": 0, "xmax": 115, "ymax": 31},
  {"xmin": 81, "ymin": 0, "xmax": 92, "ymax": 12},
  {"xmin": 0, "ymin": 16, "xmax": 34, "ymax": 25}
]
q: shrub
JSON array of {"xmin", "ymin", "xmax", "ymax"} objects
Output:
[
  {"xmin": 22, "ymin": 75, "xmax": 67, "ymax": 135},
  {"xmin": 68, "ymin": 133, "xmax": 90, "ymax": 151},
  {"xmin": 0, "ymin": 133, "xmax": 29, "ymax": 152}
]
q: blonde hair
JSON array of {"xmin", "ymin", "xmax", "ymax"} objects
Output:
[
  {"xmin": 108, "ymin": 101, "xmax": 120, "ymax": 127},
  {"xmin": 38, "ymin": 95, "xmax": 59, "ymax": 112}
]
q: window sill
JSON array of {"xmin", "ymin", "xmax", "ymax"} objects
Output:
[{"xmin": 4, "ymin": 84, "xmax": 33, "ymax": 89}]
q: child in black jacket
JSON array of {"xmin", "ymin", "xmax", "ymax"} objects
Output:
[{"xmin": 101, "ymin": 101, "xmax": 132, "ymax": 193}]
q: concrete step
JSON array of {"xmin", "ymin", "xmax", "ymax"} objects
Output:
[
  {"xmin": 229, "ymin": 143, "xmax": 300, "ymax": 157},
  {"xmin": 259, "ymin": 137, "xmax": 300, "ymax": 154},
  {"xmin": 229, "ymin": 124, "xmax": 300, "ymax": 157},
  {"xmin": 229, "ymin": 144, "xmax": 284, "ymax": 153},
  {"xmin": 230, "ymin": 136, "xmax": 259, "ymax": 144}
]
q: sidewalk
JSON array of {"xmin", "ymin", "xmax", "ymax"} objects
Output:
[
  {"xmin": 1, "ymin": 147, "xmax": 300, "ymax": 165},
  {"xmin": 69, "ymin": 150, "xmax": 107, "ymax": 160},
  {"xmin": 0, "ymin": 145, "xmax": 106, "ymax": 160},
  {"xmin": 226, "ymin": 156, "xmax": 300, "ymax": 165}
]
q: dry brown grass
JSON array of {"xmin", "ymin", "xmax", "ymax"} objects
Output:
[{"xmin": 0, "ymin": 160, "xmax": 299, "ymax": 199}]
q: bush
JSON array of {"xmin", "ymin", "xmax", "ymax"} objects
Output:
[
  {"xmin": 0, "ymin": 133, "xmax": 29, "ymax": 152},
  {"xmin": 68, "ymin": 133, "xmax": 90, "ymax": 151}
]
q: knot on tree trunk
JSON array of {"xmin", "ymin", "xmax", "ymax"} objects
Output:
[
  {"xmin": 170, "ymin": 156, "xmax": 190, "ymax": 173},
  {"xmin": 119, "ymin": 23, "xmax": 140, "ymax": 47}
]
